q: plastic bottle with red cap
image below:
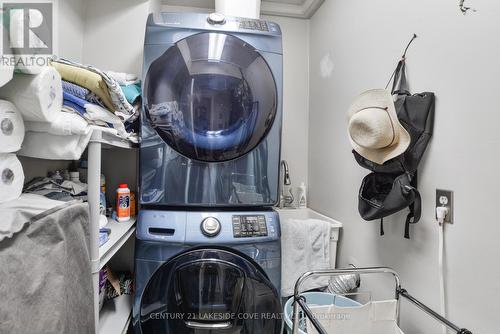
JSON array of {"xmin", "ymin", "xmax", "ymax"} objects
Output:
[{"xmin": 116, "ymin": 184, "xmax": 130, "ymax": 222}]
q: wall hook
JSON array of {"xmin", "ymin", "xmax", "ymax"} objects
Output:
[
  {"xmin": 459, "ymin": 0, "xmax": 476, "ymax": 14},
  {"xmin": 402, "ymin": 33, "xmax": 418, "ymax": 59}
]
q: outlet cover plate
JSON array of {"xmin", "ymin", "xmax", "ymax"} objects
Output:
[{"xmin": 436, "ymin": 189, "xmax": 453, "ymax": 224}]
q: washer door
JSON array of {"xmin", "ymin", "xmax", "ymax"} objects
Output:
[
  {"xmin": 143, "ymin": 32, "xmax": 278, "ymax": 162},
  {"xmin": 139, "ymin": 248, "xmax": 282, "ymax": 333}
]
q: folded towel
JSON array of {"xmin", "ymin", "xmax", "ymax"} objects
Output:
[
  {"xmin": 53, "ymin": 58, "xmax": 136, "ymax": 118},
  {"xmin": 84, "ymin": 104, "xmax": 128, "ymax": 137},
  {"xmin": 120, "ymin": 83, "xmax": 141, "ymax": 104},
  {"xmin": 19, "ymin": 131, "xmax": 92, "ymax": 160},
  {"xmin": 106, "ymin": 71, "xmax": 139, "ymax": 85},
  {"xmin": 62, "ymin": 80, "xmax": 90, "ymax": 100},
  {"xmin": 25, "ymin": 112, "xmax": 90, "ymax": 136},
  {"xmin": 63, "ymin": 91, "xmax": 87, "ymax": 115},
  {"xmin": 281, "ymin": 218, "xmax": 331, "ymax": 297},
  {"xmin": 52, "ymin": 61, "xmax": 115, "ymax": 111}
]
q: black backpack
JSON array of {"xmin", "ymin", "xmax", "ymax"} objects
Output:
[{"xmin": 354, "ymin": 58, "xmax": 435, "ymax": 238}]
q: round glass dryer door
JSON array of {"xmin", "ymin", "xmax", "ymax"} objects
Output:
[
  {"xmin": 139, "ymin": 248, "xmax": 282, "ymax": 333},
  {"xmin": 143, "ymin": 33, "xmax": 278, "ymax": 162}
]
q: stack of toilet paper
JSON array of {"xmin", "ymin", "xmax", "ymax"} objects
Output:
[
  {"xmin": 0, "ymin": 66, "xmax": 76, "ymax": 160},
  {"xmin": 0, "ymin": 100, "xmax": 25, "ymax": 204}
]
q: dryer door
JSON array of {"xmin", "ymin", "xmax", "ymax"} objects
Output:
[
  {"xmin": 139, "ymin": 248, "xmax": 282, "ymax": 334},
  {"xmin": 143, "ymin": 32, "xmax": 277, "ymax": 162}
]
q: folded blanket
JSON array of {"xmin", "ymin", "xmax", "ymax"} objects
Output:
[
  {"xmin": 63, "ymin": 91, "xmax": 128, "ymax": 137},
  {"xmin": 62, "ymin": 80, "xmax": 105, "ymax": 107},
  {"xmin": 120, "ymin": 83, "xmax": 141, "ymax": 104},
  {"xmin": 53, "ymin": 58, "xmax": 135, "ymax": 117},
  {"xmin": 52, "ymin": 61, "xmax": 115, "ymax": 111},
  {"xmin": 25, "ymin": 111, "xmax": 91, "ymax": 136},
  {"xmin": 63, "ymin": 91, "xmax": 87, "ymax": 116},
  {"xmin": 106, "ymin": 71, "xmax": 139, "ymax": 85},
  {"xmin": 19, "ymin": 131, "xmax": 92, "ymax": 160},
  {"xmin": 62, "ymin": 80, "xmax": 89, "ymax": 100}
]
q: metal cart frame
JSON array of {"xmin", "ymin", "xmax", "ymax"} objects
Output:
[{"xmin": 292, "ymin": 267, "xmax": 473, "ymax": 334}]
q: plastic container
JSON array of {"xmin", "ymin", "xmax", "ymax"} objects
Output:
[
  {"xmin": 297, "ymin": 182, "xmax": 307, "ymax": 208},
  {"xmin": 130, "ymin": 191, "xmax": 136, "ymax": 217},
  {"xmin": 116, "ymin": 184, "xmax": 130, "ymax": 222},
  {"xmin": 69, "ymin": 171, "xmax": 80, "ymax": 183},
  {"xmin": 100, "ymin": 174, "xmax": 106, "ymax": 194},
  {"xmin": 283, "ymin": 292, "xmax": 361, "ymax": 334}
]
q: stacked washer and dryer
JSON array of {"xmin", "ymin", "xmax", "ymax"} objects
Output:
[{"xmin": 134, "ymin": 12, "xmax": 284, "ymax": 334}]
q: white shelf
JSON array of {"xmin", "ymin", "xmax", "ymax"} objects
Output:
[
  {"xmin": 98, "ymin": 294, "xmax": 133, "ymax": 334},
  {"xmin": 99, "ymin": 217, "xmax": 136, "ymax": 270},
  {"xmin": 91, "ymin": 128, "xmax": 137, "ymax": 150}
]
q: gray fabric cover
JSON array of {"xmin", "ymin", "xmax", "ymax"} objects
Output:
[{"xmin": 0, "ymin": 201, "xmax": 94, "ymax": 334}]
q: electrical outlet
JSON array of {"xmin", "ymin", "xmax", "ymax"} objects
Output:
[{"xmin": 436, "ymin": 189, "xmax": 453, "ymax": 224}]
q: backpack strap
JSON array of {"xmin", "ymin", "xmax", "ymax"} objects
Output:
[
  {"xmin": 404, "ymin": 172, "xmax": 421, "ymax": 239},
  {"xmin": 380, "ymin": 218, "xmax": 385, "ymax": 236},
  {"xmin": 391, "ymin": 59, "xmax": 411, "ymax": 96}
]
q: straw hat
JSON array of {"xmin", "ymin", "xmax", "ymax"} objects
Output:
[{"xmin": 347, "ymin": 89, "xmax": 410, "ymax": 165}]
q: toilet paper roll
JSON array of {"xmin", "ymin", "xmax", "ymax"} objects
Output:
[
  {"xmin": 0, "ymin": 66, "xmax": 14, "ymax": 88},
  {"xmin": 0, "ymin": 100, "xmax": 25, "ymax": 153},
  {"xmin": 0, "ymin": 66, "xmax": 63, "ymax": 122},
  {"xmin": 0, "ymin": 153, "xmax": 24, "ymax": 204}
]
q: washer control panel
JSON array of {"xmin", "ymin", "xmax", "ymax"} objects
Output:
[
  {"xmin": 238, "ymin": 18, "xmax": 269, "ymax": 31},
  {"xmin": 232, "ymin": 215, "xmax": 268, "ymax": 238}
]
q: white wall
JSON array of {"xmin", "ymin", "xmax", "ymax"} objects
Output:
[
  {"xmin": 264, "ymin": 15, "xmax": 310, "ymax": 192},
  {"xmin": 308, "ymin": 1, "xmax": 498, "ymax": 333},
  {"xmin": 58, "ymin": 0, "xmax": 86, "ymax": 61},
  {"xmin": 82, "ymin": 0, "xmax": 157, "ymax": 75}
]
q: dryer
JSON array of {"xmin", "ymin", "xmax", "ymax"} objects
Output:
[{"xmin": 140, "ymin": 12, "xmax": 283, "ymax": 208}]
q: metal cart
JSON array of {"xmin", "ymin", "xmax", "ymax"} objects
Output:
[{"xmin": 292, "ymin": 267, "xmax": 473, "ymax": 334}]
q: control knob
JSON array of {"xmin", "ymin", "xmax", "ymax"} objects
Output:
[{"xmin": 201, "ymin": 217, "xmax": 221, "ymax": 237}]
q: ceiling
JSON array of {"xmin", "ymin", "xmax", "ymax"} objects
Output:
[{"xmin": 162, "ymin": 0, "xmax": 325, "ymax": 18}]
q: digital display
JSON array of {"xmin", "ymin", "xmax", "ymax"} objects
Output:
[{"xmin": 232, "ymin": 215, "xmax": 268, "ymax": 238}]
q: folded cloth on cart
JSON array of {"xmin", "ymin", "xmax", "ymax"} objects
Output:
[
  {"xmin": 0, "ymin": 193, "xmax": 67, "ymax": 242},
  {"xmin": 281, "ymin": 219, "xmax": 331, "ymax": 297},
  {"xmin": 306, "ymin": 300, "xmax": 404, "ymax": 334}
]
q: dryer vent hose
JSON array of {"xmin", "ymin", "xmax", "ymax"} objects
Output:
[{"xmin": 327, "ymin": 265, "xmax": 361, "ymax": 295}]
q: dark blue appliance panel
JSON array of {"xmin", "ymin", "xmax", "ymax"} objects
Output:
[
  {"xmin": 140, "ymin": 29, "xmax": 282, "ymax": 207},
  {"xmin": 138, "ymin": 248, "xmax": 282, "ymax": 334}
]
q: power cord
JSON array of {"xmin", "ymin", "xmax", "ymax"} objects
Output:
[{"xmin": 436, "ymin": 206, "xmax": 449, "ymax": 334}]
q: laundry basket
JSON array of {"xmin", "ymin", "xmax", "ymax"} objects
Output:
[
  {"xmin": 284, "ymin": 292, "xmax": 361, "ymax": 334},
  {"xmin": 291, "ymin": 267, "xmax": 473, "ymax": 334}
]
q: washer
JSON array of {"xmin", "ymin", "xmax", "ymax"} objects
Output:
[
  {"xmin": 133, "ymin": 210, "xmax": 282, "ymax": 333},
  {"xmin": 140, "ymin": 12, "xmax": 283, "ymax": 208}
]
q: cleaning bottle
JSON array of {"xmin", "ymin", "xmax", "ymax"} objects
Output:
[
  {"xmin": 116, "ymin": 184, "xmax": 130, "ymax": 222},
  {"xmin": 297, "ymin": 182, "xmax": 307, "ymax": 208}
]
